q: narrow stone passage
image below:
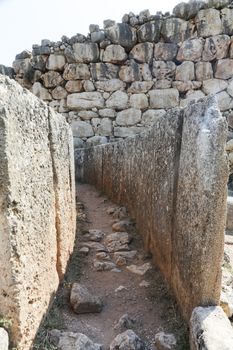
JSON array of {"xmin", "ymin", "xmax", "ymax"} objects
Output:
[{"xmin": 33, "ymin": 183, "xmax": 188, "ymax": 350}]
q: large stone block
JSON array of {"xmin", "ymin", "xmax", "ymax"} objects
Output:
[
  {"xmin": 202, "ymin": 35, "xmax": 230, "ymax": 61},
  {"xmin": 116, "ymin": 108, "xmax": 141, "ymax": 126},
  {"xmin": 73, "ymin": 43, "xmax": 99, "ymax": 63},
  {"xmin": 90, "ymin": 62, "xmax": 119, "ymax": 80},
  {"xmin": 221, "ymin": 8, "xmax": 233, "ymax": 35},
  {"xmin": 176, "ymin": 61, "xmax": 195, "ymax": 81},
  {"xmin": 202, "ymin": 78, "xmax": 228, "ymax": 94},
  {"xmin": 63, "ymin": 63, "xmax": 90, "ymax": 80},
  {"xmin": 195, "ymin": 61, "xmax": 213, "ymax": 81},
  {"xmin": 161, "ymin": 18, "xmax": 189, "ymax": 43},
  {"xmin": 71, "ymin": 120, "xmax": 94, "ymax": 138},
  {"xmin": 196, "ymin": 9, "xmax": 222, "ymax": 37},
  {"xmin": 177, "ymin": 38, "xmax": 204, "ymax": 62},
  {"xmin": 102, "ymin": 44, "xmax": 127, "ymax": 63},
  {"xmin": 0, "ymin": 75, "xmax": 75, "ymax": 349},
  {"xmin": 67, "ymin": 92, "xmax": 105, "ymax": 110},
  {"xmin": 149, "ymin": 89, "xmax": 179, "ymax": 108},
  {"xmin": 154, "ymin": 42, "xmax": 178, "ymax": 61},
  {"xmin": 152, "ymin": 61, "xmax": 176, "ymax": 81},
  {"xmin": 129, "ymin": 42, "xmax": 154, "ymax": 63},
  {"xmin": 106, "ymin": 90, "xmax": 128, "ymax": 110},
  {"xmin": 137, "ymin": 21, "xmax": 161, "ymax": 43},
  {"xmin": 46, "ymin": 54, "xmax": 66, "ymax": 71},
  {"xmin": 105, "ymin": 23, "xmax": 137, "ymax": 49},
  {"xmin": 215, "ymin": 59, "xmax": 233, "ymax": 79}
]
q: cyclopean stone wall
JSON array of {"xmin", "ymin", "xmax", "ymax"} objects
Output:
[
  {"xmin": 0, "ymin": 75, "xmax": 76, "ymax": 350},
  {"xmin": 76, "ymin": 96, "xmax": 228, "ymax": 321},
  {"xmin": 11, "ymin": 0, "xmax": 233, "ymax": 156}
]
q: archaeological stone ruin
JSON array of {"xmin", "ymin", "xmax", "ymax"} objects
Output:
[{"xmin": 2, "ymin": 0, "xmax": 233, "ymax": 349}]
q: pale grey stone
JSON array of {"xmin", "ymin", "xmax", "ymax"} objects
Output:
[
  {"xmin": 129, "ymin": 94, "xmax": 148, "ymax": 109},
  {"xmin": 95, "ymin": 79, "xmax": 125, "ymax": 92},
  {"xmin": 91, "ymin": 31, "xmax": 105, "ymax": 43},
  {"xmin": 31, "ymin": 55, "xmax": 48, "ymax": 71},
  {"xmin": 152, "ymin": 60, "xmax": 176, "ymax": 81},
  {"xmin": 13, "ymin": 58, "xmax": 32, "ymax": 75},
  {"xmin": 83, "ymin": 80, "xmax": 95, "ymax": 92},
  {"xmin": 222, "ymin": 8, "xmax": 233, "ymax": 35},
  {"xmin": 78, "ymin": 111, "xmax": 98, "ymax": 120},
  {"xmin": 114, "ymin": 126, "xmax": 144, "ymax": 138},
  {"xmin": 161, "ymin": 18, "xmax": 189, "ymax": 43},
  {"xmin": 154, "ymin": 332, "xmax": 176, "ymax": 350},
  {"xmin": 127, "ymin": 263, "xmax": 152, "ymax": 275},
  {"xmin": 215, "ymin": 59, "xmax": 233, "ymax": 79},
  {"xmin": 116, "ymin": 108, "xmax": 141, "ymax": 126},
  {"xmin": 202, "ymin": 35, "xmax": 230, "ymax": 61},
  {"xmin": 93, "ymin": 260, "xmax": 116, "ymax": 271},
  {"xmin": 138, "ymin": 21, "xmax": 161, "ymax": 43},
  {"xmin": 114, "ymin": 314, "xmax": 135, "ymax": 332},
  {"xmin": 86, "ymin": 136, "xmax": 108, "ymax": 146},
  {"xmin": 106, "ymin": 91, "xmax": 128, "ymax": 110},
  {"xmin": 227, "ymin": 78, "xmax": 233, "ymax": 97},
  {"xmin": 105, "ymin": 232, "xmax": 130, "ymax": 252},
  {"xmin": 67, "ymin": 92, "xmax": 105, "ymax": 110},
  {"xmin": 105, "ymin": 23, "xmax": 137, "ymax": 49},
  {"xmin": 90, "ymin": 63, "xmax": 119, "ymax": 80},
  {"xmin": 89, "ymin": 24, "xmax": 100, "ymax": 33},
  {"xmin": 103, "ymin": 19, "xmax": 116, "ymax": 28},
  {"xmin": 154, "ymin": 80, "xmax": 172, "ymax": 89},
  {"xmin": 129, "ymin": 42, "xmax": 154, "ymax": 63},
  {"xmin": 226, "ymin": 196, "xmax": 233, "ymax": 230},
  {"xmin": 142, "ymin": 109, "xmax": 166, "ymax": 125},
  {"xmin": 46, "ymin": 54, "xmax": 66, "ymax": 71},
  {"xmin": 51, "ymin": 86, "xmax": 67, "ymax": 100},
  {"xmin": 97, "ymin": 118, "xmax": 112, "ymax": 136},
  {"xmin": 141, "ymin": 63, "xmax": 152, "ymax": 81},
  {"xmin": 110, "ymin": 330, "xmax": 144, "ymax": 350},
  {"xmin": 50, "ymin": 329, "xmax": 103, "ymax": 350},
  {"xmin": 149, "ymin": 89, "xmax": 179, "ymax": 109},
  {"xmin": 119, "ymin": 60, "xmax": 141, "ymax": 83},
  {"xmin": 99, "ymin": 109, "xmax": 116, "ymax": 118},
  {"xmin": 65, "ymin": 80, "xmax": 83, "ymax": 93},
  {"xmin": 177, "ymin": 38, "xmax": 203, "ymax": 62},
  {"xmin": 180, "ymin": 90, "xmax": 205, "ymax": 108},
  {"xmin": 195, "ymin": 61, "xmax": 213, "ymax": 81},
  {"xmin": 32, "ymin": 82, "xmax": 52, "ymax": 100},
  {"xmin": 202, "ymin": 79, "xmax": 228, "ymax": 94},
  {"xmin": 154, "ymin": 43, "xmax": 178, "ymax": 61},
  {"xmin": 190, "ymin": 306, "xmax": 233, "ymax": 350},
  {"xmin": 63, "ymin": 63, "xmax": 90, "ymax": 80},
  {"xmin": 71, "ymin": 121, "xmax": 94, "ymax": 138},
  {"xmin": 196, "ymin": 9, "xmax": 222, "ymax": 37},
  {"xmin": 172, "ymin": 81, "xmax": 202, "ymax": 92},
  {"xmin": 175, "ymin": 61, "xmax": 195, "ymax": 81},
  {"xmin": 207, "ymin": 0, "xmax": 230, "ymax": 8},
  {"xmin": 173, "ymin": 0, "xmax": 206, "ymax": 20},
  {"xmin": 41, "ymin": 71, "xmax": 64, "ymax": 87},
  {"xmin": 216, "ymin": 91, "xmax": 233, "ymax": 111},
  {"xmin": 73, "ymin": 137, "xmax": 85, "ymax": 149},
  {"xmin": 91, "ymin": 118, "xmax": 101, "ymax": 131},
  {"xmin": 73, "ymin": 43, "xmax": 99, "ymax": 63},
  {"xmin": 0, "ymin": 328, "xmax": 9, "ymax": 350},
  {"xmin": 15, "ymin": 50, "xmax": 32, "ymax": 60},
  {"xmin": 102, "ymin": 45, "xmax": 127, "ymax": 63},
  {"xmin": 128, "ymin": 81, "xmax": 154, "ymax": 93}
]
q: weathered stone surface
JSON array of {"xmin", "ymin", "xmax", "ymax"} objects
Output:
[
  {"xmin": 180, "ymin": 90, "xmax": 205, "ymax": 108},
  {"xmin": 70, "ymin": 283, "xmax": 102, "ymax": 314},
  {"xmin": 116, "ymin": 108, "xmax": 141, "ymax": 126},
  {"xmin": 86, "ymin": 136, "xmax": 108, "ymax": 146},
  {"xmin": 152, "ymin": 61, "xmax": 176, "ymax": 81},
  {"xmin": 65, "ymin": 80, "xmax": 83, "ymax": 93},
  {"xmin": 102, "ymin": 45, "xmax": 127, "ymax": 63},
  {"xmin": 175, "ymin": 61, "xmax": 195, "ymax": 81},
  {"xmin": 128, "ymin": 81, "xmax": 154, "ymax": 93},
  {"xmin": 106, "ymin": 91, "xmax": 128, "ymax": 110},
  {"xmin": 13, "ymin": 58, "xmax": 31, "ymax": 75},
  {"xmin": 173, "ymin": 96, "xmax": 228, "ymax": 319},
  {"xmin": 141, "ymin": 109, "xmax": 166, "ymax": 125},
  {"xmin": 0, "ymin": 328, "xmax": 9, "ymax": 350},
  {"xmin": 90, "ymin": 63, "xmax": 119, "ymax": 80},
  {"xmin": 41, "ymin": 71, "xmax": 64, "ymax": 87},
  {"xmin": 95, "ymin": 79, "xmax": 125, "ymax": 92},
  {"xmin": 31, "ymin": 55, "xmax": 48, "ymax": 71},
  {"xmin": 173, "ymin": 0, "xmax": 206, "ymax": 20},
  {"xmin": 67, "ymin": 92, "xmax": 105, "ymax": 110},
  {"xmin": 149, "ymin": 89, "xmax": 179, "ymax": 108},
  {"xmin": 32, "ymin": 82, "xmax": 52, "ymax": 100},
  {"xmin": 129, "ymin": 42, "xmax": 154, "ymax": 63},
  {"xmin": 215, "ymin": 59, "xmax": 233, "ymax": 79},
  {"xmin": 154, "ymin": 331, "xmax": 177, "ymax": 350},
  {"xmin": 79, "ymin": 111, "xmax": 98, "ymax": 120},
  {"xmin": 129, "ymin": 94, "xmax": 148, "ymax": 110},
  {"xmin": 202, "ymin": 35, "xmax": 230, "ymax": 61},
  {"xmin": 172, "ymin": 80, "xmax": 202, "ymax": 92},
  {"xmin": 137, "ymin": 21, "xmax": 161, "ymax": 43},
  {"xmin": 202, "ymin": 78, "xmax": 228, "ymax": 94},
  {"xmin": 71, "ymin": 121, "xmax": 94, "ymax": 138},
  {"xmin": 105, "ymin": 232, "xmax": 130, "ymax": 252},
  {"xmin": 127, "ymin": 263, "xmax": 152, "ymax": 275},
  {"xmin": 96, "ymin": 118, "xmax": 112, "ymax": 136},
  {"xmin": 52, "ymin": 86, "xmax": 68, "ymax": 100},
  {"xmin": 196, "ymin": 9, "xmax": 222, "ymax": 37},
  {"xmin": 114, "ymin": 314, "xmax": 135, "ymax": 332},
  {"xmin": 63, "ymin": 63, "xmax": 90, "ymax": 80},
  {"xmin": 73, "ymin": 137, "xmax": 85, "ymax": 149},
  {"xmin": 105, "ymin": 23, "xmax": 137, "ymax": 49},
  {"xmin": 195, "ymin": 61, "xmax": 213, "ymax": 81},
  {"xmin": 112, "ymin": 219, "xmax": 134, "ymax": 232},
  {"xmin": 91, "ymin": 31, "xmax": 105, "ymax": 43},
  {"xmin": 110, "ymin": 330, "xmax": 144, "ymax": 350},
  {"xmin": 154, "ymin": 43, "xmax": 178, "ymax": 61},
  {"xmin": 161, "ymin": 18, "xmax": 189, "ymax": 43},
  {"xmin": 216, "ymin": 91, "xmax": 233, "ymax": 111},
  {"xmin": 93, "ymin": 260, "xmax": 116, "ymax": 271},
  {"xmin": 227, "ymin": 78, "xmax": 233, "ymax": 97},
  {"xmin": 83, "ymin": 80, "xmax": 95, "ymax": 92},
  {"xmin": 46, "ymin": 54, "xmax": 66, "ymax": 71},
  {"xmin": 190, "ymin": 306, "xmax": 233, "ymax": 350},
  {"xmin": 221, "ymin": 8, "xmax": 233, "ymax": 35},
  {"xmin": 119, "ymin": 60, "xmax": 141, "ymax": 82},
  {"xmin": 114, "ymin": 126, "xmax": 144, "ymax": 137},
  {"xmin": 99, "ymin": 108, "xmax": 116, "ymax": 118},
  {"xmin": 0, "ymin": 76, "xmax": 75, "ymax": 349},
  {"xmin": 50, "ymin": 330, "xmax": 102, "ymax": 350},
  {"xmin": 177, "ymin": 38, "xmax": 203, "ymax": 62},
  {"xmin": 73, "ymin": 43, "xmax": 99, "ymax": 63},
  {"xmin": 0, "ymin": 64, "xmax": 14, "ymax": 78},
  {"xmin": 226, "ymin": 196, "xmax": 233, "ymax": 230}
]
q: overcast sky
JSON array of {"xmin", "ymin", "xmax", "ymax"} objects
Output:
[{"xmin": 0, "ymin": 0, "xmax": 181, "ymax": 66}]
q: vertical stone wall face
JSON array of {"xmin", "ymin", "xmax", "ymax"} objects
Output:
[
  {"xmin": 76, "ymin": 96, "xmax": 228, "ymax": 321},
  {"xmin": 0, "ymin": 75, "xmax": 76, "ymax": 349}
]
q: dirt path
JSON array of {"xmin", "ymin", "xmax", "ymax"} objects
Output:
[{"xmin": 33, "ymin": 183, "xmax": 189, "ymax": 350}]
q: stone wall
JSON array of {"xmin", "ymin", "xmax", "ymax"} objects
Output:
[
  {"xmin": 10, "ymin": 0, "xmax": 233, "ymax": 154},
  {"xmin": 76, "ymin": 96, "xmax": 228, "ymax": 321},
  {"xmin": 0, "ymin": 75, "xmax": 76, "ymax": 349}
]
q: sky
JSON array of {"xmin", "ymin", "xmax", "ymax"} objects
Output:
[{"xmin": 0, "ymin": 0, "xmax": 182, "ymax": 66}]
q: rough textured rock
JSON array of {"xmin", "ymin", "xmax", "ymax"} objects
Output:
[
  {"xmin": 105, "ymin": 232, "xmax": 130, "ymax": 252},
  {"xmin": 149, "ymin": 89, "xmax": 179, "ymax": 108},
  {"xmin": 176, "ymin": 61, "xmax": 195, "ymax": 81},
  {"xmin": 72, "ymin": 121, "xmax": 94, "ymax": 138},
  {"xmin": 32, "ymin": 82, "xmax": 52, "ymax": 100},
  {"xmin": 106, "ymin": 91, "xmax": 128, "ymax": 110},
  {"xmin": 41, "ymin": 71, "xmax": 64, "ymax": 88},
  {"xmin": 0, "ymin": 328, "xmax": 9, "ymax": 350},
  {"xmin": 221, "ymin": 8, "xmax": 233, "ymax": 35},
  {"xmin": 46, "ymin": 54, "xmax": 66, "ymax": 71},
  {"xmin": 202, "ymin": 35, "xmax": 230, "ymax": 61},
  {"xmin": 129, "ymin": 42, "xmax": 154, "ymax": 63},
  {"xmin": 129, "ymin": 94, "xmax": 148, "ymax": 110},
  {"xmin": 50, "ymin": 330, "xmax": 102, "ymax": 350},
  {"xmin": 196, "ymin": 9, "xmax": 222, "ymax": 37},
  {"xmin": 202, "ymin": 78, "xmax": 228, "ymax": 94},
  {"xmin": 70, "ymin": 283, "xmax": 102, "ymax": 314},
  {"xmin": 137, "ymin": 22, "xmax": 161, "ymax": 43},
  {"xmin": 161, "ymin": 18, "xmax": 189, "ymax": 43},
  {"xmin": 195, "ymin": 61, "xmax": 213, "ymax": 81},
  {"xmin": 95, "ymin": 79, "xmax": 125, "ymax": 92},
  {"xmin": 215, "ymin": 58, "xmax": 233, "ymax": 79},
  {"xmin": 190, "ymin": 306, "xmax": 233, "ymax": 350},
  {"xmin": 177, "ymin": 38, "xmax": 203, "ymax": 62},
  {"xmin": 73, "ymin": 43, "xmax": 99, "ymax": 63},
  {"xmin": 116, "ymin": 108, "xmax": 141, "ymax": 126},
  {"xmin": 102, "ymin": 45, "xmax": 127, "ymax": 63},
  {"xmin": 126, "ymin": 263, "xmax": 152, "ymax": 276},
  {"xmin": 67, "ymin": 92, "xmax": 104, "ymax": 110},
  {"xmin": 63, "ymin": 63, "xmax": 90, "ymax": 80},
  {"xmin": 154, "ymin": 43, "xmax": 178, "ymax": 61},
  {"xmin": 110, "ymin": 330, "xmax": 144, "ymax": 350},
  {"xmin": 154, "ymin": 332, "xmax": 177, "ymax": 350},
  {"xmin": 0, "ymin": 75, "xmax": 75, "ymax": 349},
  {"xmin": 105, "ymin": 23, "xmax": 137, "ymax": 49}
]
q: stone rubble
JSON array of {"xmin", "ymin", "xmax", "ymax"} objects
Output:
[
  {"xmin": 154, "ymin": 331, "xmax": 177, "ymax": 350},
  {"xmin": 110, "ymin": 330, "xmax": 145, "ymax": 350},
  {"xmin": 70, "ymin": 283, "xmax": 103, "ymax": 314},
  {"xmin": 50, "ymin": 330, "xmax": 103, "ymax": 350}
]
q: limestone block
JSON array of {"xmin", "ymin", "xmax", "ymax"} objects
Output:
[
  {"xmin": 207, "ymin": 0, "xmax": 230, "ymax": 8},
  {"xmin": 13, "ymin": 58, "xmax": 31, "ymax": 75},
  {"xmin": 116, "ymin": 108, "xmax": 141, "ymax": 126},
  {"xmin": 106, "ymin": 91, "xmax": 128, "ymax": 110},
  {"xmin": 91, "ymin": 31, "xmax": 105, "ymax": 43},
  {"xmin": 152, "ymin": 61, "xmax": 176, "ymax": 81},
  {"xmin": 129, "ymin": 42, "xmax": 154, "ymax": 63},
  {"xmin": 73, "ymin": 43, "xmax": 99, "ymax": 63},
  {"xmin": 105, "ymin": 23, "xmax": 137, "ymax": 49},
  {"xmin": 51, "ymin": 86, "xmax": 68, "ymax": 100},
  {"xmin": 202, "ymin": 78, "xmax": 228, "ymax": 94},
  {"xmin": 67, "ymin": 92, "xmax": 105, "ymax": 110},
  {"xmin": 175, "ymin": 61, "xmax": 195, "ymax": 81},
  {"xmin": 190, "ymin": 306, "xmax": 233, "ymax": 350},
  {"xmin": 215, "ymin": 59, "xmax": 233, "ymax": 79},
  {"xmin": 128, "ymin": 81, "xmax": 154, "ymax": 93},
  {"xmin": 141, "ymin": 63, "xmax": 152, "ymax": 81},
  {"xmin": 195, "ymin": 61, "xmax": 213, "ymax": 81},
  {"xmin": 137, "ymin": 21, "xmax": 161, "ymax": 43},
  {"xmin": 90, "ymin": 62, "xmax": 119, "ymax": 80},
  {"xmin": 71, "ymin": 120, "xmax": 94, "ymax": 138},
  {"xmin": 222, "ymin": 8, "xmax": 233, "ymax": 35},
  {"xmin": 196, "ymin": 9, "xmax": 222, "ymax": 37},
  {"xmin": 31, "ymin": 55, "xmax": 48, "ymax": 71},
  {"xmin": 65, "ymin": 80, "xmax": 83, "ymax": 93},
  {"xmin": 154, "ymin": 42, "xmax": 178, "ymax": 61},
  {"xmin": 96, "ymin": 118, "xmax": 112, "ymax": 136},
  {"xmin": 180, "ymin": 90, "xmax": 205, "ymax": 108},
  {"xmin": 202, "ymin": 35, "xmax": 230, "ymax": 61},
  {"xmin": 141, "ymin": 109, "xmax": 166, "ymax": 125},
  {"xmin": 173, "ymin": 0, "xmax": 206, "ymax": 20},
  {"xmin": 161, "ymin": 18, "xmax": 189, "ymax": 43},
  {"xmin": 119, "ymin": 60, "xmax": 141, "ymax": 82},
  {"xmin": 32, "ymin": 82, "xmax": 52, "ymax": 100},
  {"xmin": 154, "ymin": 80, "xmax": 172, "ymax": 89},
  {"xmin": 46, "ymin": 54, "xmax": 66, "ymax": 71},
  {"xmin": 95, "ymin": 79, "xmax": 125, "ymax": 92},
  {"xmin": 227, "ymin": 79, "xmax": 233, "ymax": 97},
  {"xmin": 216, "ymin": 91, "xmax": 233, "ymax": 111},
  {"xmin": 78, "ymin": 111, "xmax": 98, "ymax": 120},
  {"xmin": 86, "ymin": 136, "xmax": 108, "ymax": 146},
  {"xmin": 0, "ymin": 64, "xmax": 14, "ymax": 78},
  {"xmin": 102, "ymin": 45, "xmax": 127, "ymax": 63},
  {"xmin": 129, "ymin": 94, "xmax": 148, "ymax": 110},
  {"xmin": 63, "ymin": 63, "xmax": 90, "ymax": 80},
  {"xmin": 149, "ymin": 89, "xmax": 179, "ymax": 108},
  {"xmin": 41, "ymin": 71, "xmax": 64, "ymax": 88},
  {"xmin": 83, "ymin": 80, "xmax": 95, "ymax": 92},
  {"xmin": 177, "ymin": 38, "xmax": 203, "ymax": 62},
  {"xmin": 173, "ymin": 96, "xmax": 228, "ymax": 319},
  {"xmin": 0, "ymin": 328, "xmax": 9, "ymax": 350},
  {"xmin": 172, "ymin": 80, "xmax": 201, "ymax": 92},
  {"xmin": 114, "ymin": 126, "xmax": 145, "ymax": 137},
  {"xmin": 99, "ymin": 108, "xmax": 116, "ymax": 118},
  {"xmin": 50, "ymin": 330, "xmax": 103, "ymax": 350}
]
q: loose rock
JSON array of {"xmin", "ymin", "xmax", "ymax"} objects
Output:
[
  {"xmin": 50, "ymin": 330, "xmax": 103, "ymax": 350},
  {"xmin": 110, "ymin": 330, "xmax": 144, "ymax": 350},
  {"xmin": 127, "ymin": 263, "xmax": 152, "ymax": 276},
  {"xmin": 70, "ymin": 283, "xmax": 102, "ymax": 314},
  {"xmin": 154, "ymin": 331, "xmax": 177, "ymax": 350}
]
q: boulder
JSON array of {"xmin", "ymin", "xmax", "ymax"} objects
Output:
[
  {"xmin": 177, "ymin": 38, "xmax": 204, "ymax": 62},
  {"xmin": 137, "ymin": 21, "xmax": 161, "ymax": 43},
  {"xmin": 90, "ymin": 62, "xmax": 119, "ymax": 80},
  {"xmin": 41, "ymin": 71, "xmax": 64, "ymax": 88},
  {"xmin": 105, "ymin": 23, "xmax": 137, "ymax": 49},
  {"xmin": 73, "ymin": 43, "xmax": 99, "ymax": 63},
  {"xmin": 195, "ymin": 61, "xmax": 213, "ymax": 81},
  {"xmin": 173, "ymin": 0, "xmax": 206, "ymax": 20},
  {"xmin": 67, "ymin": 92, "xmax": 105, "ymax": 110},
  {"xmin": 51, "ymin": 86, "xmax": 67, "ymax": 100},
  {"xmin": 70, "ymin": 283, "xmax": 102, "ymax": 314},
  {"xmin": 65, "ymin": 80, "xmax": 83, "ymax": 93},
  {"xmin": 202, "ymin": 79, "xmax": 228, "ymax": 94},
  {"xmin": 215, "ymin": 59, "xmax": 233, "ymax": 79},
  {"xmin": 50, "ymin": 330, "xmax": 102, "ymax": 350},
  {"xmin": 202, "ymin": 35, "xmax": 230, "ymax": 61},
  {"xmin": 102, "ymin": 45, "xmax": 127, "ymax": 63},
  {"xmin": 32, "ymin": 82, "xmax": 52, "ymax": 100},
  {"xmin": 152, "ymin": 61, "xmax": 176, "ymax": 81},
  {"xmin": 154, "ymin": 332, "xmax": 176, "ymax": 350},
  {"xmin": 196, "ymin": 9, "xmax": 222, "ymax": 37},
  {"xmin": 118, "ymin": 60, "xmax": 141, "ymax": 83},
  {"xmin": 63, "ymin": 63, "xmax": 90, "ymax": 80},
  {"xmin": 110, "ymin": 330, "xmax": 144, "ymax": 350},
  {"xmin": 176, "ymin": 61, "xmax": 195, "ymax": 81},
  {"xmin": 221, "ymin": 8, "xmax": 233, "ymax": 35},
  {"xmin": 105, "ymin": 232, "xmax": 130, "ymax": 252},
  {"xmin": 149, "ymin": 89, "xmax": 179, "ymax": 109},
  {"xmin": 46, "ymin": 54, "xmax": 66, "ymax": 71},
  {"xmin": 129, "ymin": 94, "xmax": 148, "ymax": 110},
  {"xmin": 126, "ymin": 263, "xmax": 152, "ymax": 276},
  {"xmin": 71, "ymin": 121, "xmax": 94, "ymax": 138},
  {"xmin": 95, "ymin": 79, "xmax": 125, "ymax": 92},
  {"xmin": 142, "ymin": 109, "xmax": 166, "ymax": 125},
  {"xmin": 161, "ymin": 18, "xmax": 189, "ymax": 43},
  {"xmin": 128, "ymin": 81, "xmax": 154, "ymax": 93},
  {"xmin": 106, "ymin": 91, "xmax": 128, "ymax": 110},
  {"xmin": 129, "ymin": 42, "xmax": 154, "ymax": 63},
  {"xmin": 116, "ymin": 108, "xmax": 141, "ymax": 126},
  {"xmin": 154, "ymin": 43, "xmax": 178, "ymax": 61}
]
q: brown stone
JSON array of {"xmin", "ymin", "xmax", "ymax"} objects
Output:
[
  {"xmin": 65, "ymin": 80, "xmax": 83, "ymax": 93},
  {"xmin": 129, "ymin": 42, "xmax": 154, "ymax": 63},
  {"xmin": 63, "ymin": 63, "xmax": 90, "ymax": 80}
]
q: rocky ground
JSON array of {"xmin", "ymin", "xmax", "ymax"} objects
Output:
[{"xmin": 32, "ymin": 183, "xmax": 189, "ymax": 350}]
